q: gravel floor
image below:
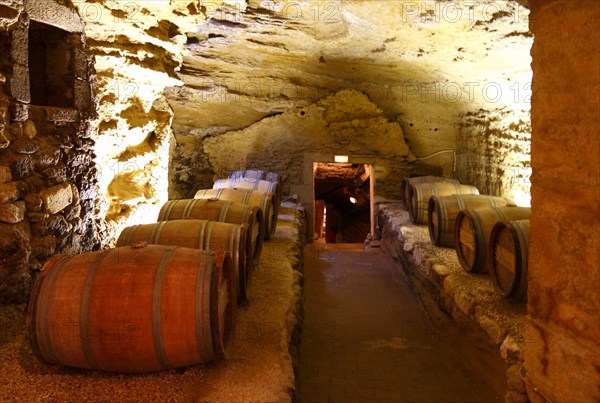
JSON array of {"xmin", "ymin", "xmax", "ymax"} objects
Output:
[{"xmin": 0, "ymin": 203, "xmax": 305, "ymax": 402}]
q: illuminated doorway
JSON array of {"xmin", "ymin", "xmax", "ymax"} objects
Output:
[{"xmin": 313, "ymin": 163, "xmax": 373, "ymax": 243}]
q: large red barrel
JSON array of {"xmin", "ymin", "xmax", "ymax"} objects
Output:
[
  {"xmin": 116, "ymin": 220, "xmax": 250, "ymax": 303},
  {"xmin": 157, "ymin": 199, "xmax": 263, "ymax": 263},
  {"xmin": 427, "ymin": 194, "xmax": 515, "ymax": 247},
  {"xmin": 27, "ymin": 245, "xmax": 236, "ymax": 373},
  {"xmin": 194, "ymin": 188, "xmax": 276, "ymax": 240},
  {"xmin": 455, "ymin": 206, "xmax": 531, "ymax": 273}
]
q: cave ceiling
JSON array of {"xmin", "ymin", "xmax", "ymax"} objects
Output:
[{"xmin": 165, "ymin": 0, "xmax": 532, "ymax": 156}]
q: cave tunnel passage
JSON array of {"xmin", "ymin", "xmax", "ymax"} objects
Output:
[{"xmin": 313, "ymin": 163, "xmax": 371, "ymax": 243}]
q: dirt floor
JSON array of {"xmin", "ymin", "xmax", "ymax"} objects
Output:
[
  {"xmin": 0, "ymin": 202, "xmax": 305, "ymax": 402},
  {"xmin": 297, "ymin": 243, "xmax": 504, "ymax": 403}
]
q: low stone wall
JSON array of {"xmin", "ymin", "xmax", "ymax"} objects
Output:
[
  {"xmin": 0, "ymin": 202, "xmax": 305, "ymax": 402},
  {"xmin": 378, "ymin": 202, "xmax": 529, "ymax": 403}
]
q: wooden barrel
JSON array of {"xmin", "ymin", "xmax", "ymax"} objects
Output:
[
  {"xmin": 194, "ymin": 188, "xmax": 276, "ymax": 240},
  {"xmin": 401, "ymin": 176, "xmax": 459, "ymax": 211},
  {"xmin": 213, "ymin": 177, "xmax": 282, "ymax": 210},
  {"xmin": 229, "ymin": 169, "xmax": 282, "ymax": 183},
  {"xmin": 488, "ymin": 219, "xmax": 530, "ymax": 300},
  {"xmin": 27, "ymin": 245, "xmax": 236, "ymax": 373},
  {"xmin": 116, "ymin": 220, "xmax": 250, "ymax": 304},
  {"xmin": 455, "ymin": 206, "xmax": 531, "ymax": 273},
  {"xmin": 428, "ymin": 194, "xmax": 515, "ymax": 247},
  {"xmin": 409, "ymin": 182, "xmax": 479, "ymax": 224},
  {"xmin": 157, "ymin": 199, "xmax": 263, "ymax": 265}
]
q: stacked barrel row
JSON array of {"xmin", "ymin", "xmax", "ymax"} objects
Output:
[
  {"xmin": 401, "ymin": 176, "xmax": 532, "ymax": 301},
  {"xmin": 27, "ymin": 169, "xmax": 283, "ymax": 373}
]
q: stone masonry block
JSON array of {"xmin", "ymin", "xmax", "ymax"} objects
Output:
[
  {"xmin": 0, "ymin": 181, "xmax": 20, "ymax": 204},
  {"xmin": 50, "ymin": 108, "xmax": 79, "ymax": 123},
  {"xmin": 9, "ymin": 64, "xmax": 30, "ymax": 104},
  {"xmin": 478, "ymin": 315, "xmax": 507, "ymax": 345},
  {"xmin": 500, "ymin": 334, "xmax": 524, "ymax": 364},
  {"xmin": 0, "ymin": 201, "xmax": 25, "ymax": 223},
  {"xmin": 10, "ymin": 27, "xmax": 28, "ymax": 65},
  {"xmin": 23, "ymin": 120, "xmax": 37, "ymax": 139},
  {"xmin": 40, "ymin": 182, "xmax": 73, "ymax": 214},
  {"xmin": 10, "ymin": 104, "xmax": 31, "ymax": 122}
]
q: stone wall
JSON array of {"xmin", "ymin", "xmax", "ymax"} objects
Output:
[
  {"xmin": 0, "ymin": 0, "xmax": 207, "ymax": 305},
  {"xmin": 525, "ymin": 1, "xmax": 600, "ymax": 402},
  {"xmin": 456, "ymin": 107, "xmax": 532, "ymax": 205},
  {"xmin": 0, "ymin": 0, "xmax": 97, "ymax": 305},
  {"xmin": 199, "ymin": 89, "xmax": 414, "ymax": 237},
  {"xmin": 69, "ymin": 0, "xmax": 205, "ymax": 246},
  {"xmin": 167, "ymin": 0, "xmax": 533, "ymax": 205}
]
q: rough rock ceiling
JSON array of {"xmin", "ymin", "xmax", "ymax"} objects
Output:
[
  {"xmin": 315, "ymin": 163, "xmax": 367, "ymax": 183},
  {"xmin": 166, "ymin": 0, "xmax": 532, "ymax": 156}
]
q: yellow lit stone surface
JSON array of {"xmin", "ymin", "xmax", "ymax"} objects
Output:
[
  {"xmin": 526, "ymin": 1, "xmax": 600, "ymax": 402},
  {"xmin": 167, "ymin": 0, "xmax": 533, "ymax": 203},
  {"xmin": 70, "ymin": 0, "xmax": 208, "ymax": 238},
  {"xmin": 39, "ymin": 182, "xmax": 73, "ymax": 215}
]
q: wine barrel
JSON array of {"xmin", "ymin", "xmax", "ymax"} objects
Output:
[
  {"xmin": 401, "ymin": 176, "xmax": 459, "ymax": 211},
  {"xmin": 489, "ymin": 219, "xmax": 530, "ymax": 300},
  {"xmin": 194, "ymin": 188, "xmax": 276, "ymax": 240},
  {"xmin": 229, "ymin": 169, "xmax": 282, "ymax": 183},
  {"xmin": 409, "ymin": 182, "xmax": 479, "ymax": 224},
  {"xmin": 117, "ymin": 220, "xmax": 250, "ymax": 303},
  {"xmin": 157, "ymin": 199, "xmax": 263, "ymax": 265},
  {"xmin": 213, "ymin": 178, "xmax": 281, "ymax": 210},
  {"xmin": 428, "ymin": 194, "xmax": 515, "ymax": 247},
  {"xmin": 27, "ymin": 245, "xmax": 236, "ymax": 373},
  {"xmin": 455, "ymin": 206, "xmax": 531, "ymax": 273}
]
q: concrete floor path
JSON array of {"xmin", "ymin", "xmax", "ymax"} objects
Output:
[{"xmin": 297, "ymin": 243, "xmax": 501, "ymax": 403}]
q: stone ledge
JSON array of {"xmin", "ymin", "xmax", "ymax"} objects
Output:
[{"xmin": 378, "ymin": 202, "xmax": 529, "ymax": 403}]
